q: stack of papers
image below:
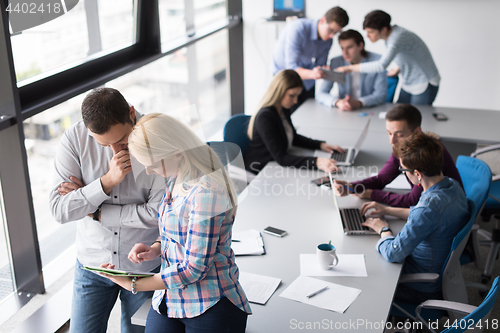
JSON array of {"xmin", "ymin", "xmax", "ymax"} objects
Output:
[
  {"xmin": 280, "ymin": 276, "xmax": 361, "ymax": 313},
  {"xmin": 239, "ymin": 272, "xmax": 281, "ymax": 305},
  {"xmin": 232, "ymin": 229, "xmax": 266, "ymax": 256},
  {"xmin": 299, "ymin": 254, "xmax": 368, "ymax": 277}
]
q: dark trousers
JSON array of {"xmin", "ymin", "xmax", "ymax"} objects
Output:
[
  {"xmin": 290, "ymin": 84, "xmax": 315, "ymax": 114},
  {"xmin": 145, "ymin": 297, "xmax": 248, "ymax": 333}
]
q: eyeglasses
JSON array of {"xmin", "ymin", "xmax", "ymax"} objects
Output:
[{"xmin": 398, "ymin": 166, "xmax": 413, "ymax": 174}]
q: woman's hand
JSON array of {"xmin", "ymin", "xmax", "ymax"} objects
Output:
[
  {"xmin": 334, "ymin": 65, "xmax": 353, "ymax": 73},
  {"xmin": 99, "ymin": 263, "xmax": 133, "ymax": 290},
  {"xmin": 128, "ymin": 243, "xmax": 161, "ymax": 264},
  {"xmin": 361, "ymin": 218, "xmax": 389, "ymax": 235},
  {"xmin": 360, "ymin": 201, "xmax": 387, "ymax": 217},
  {"xmin": 320, "ymin": 142, "xmax": 345, "ymax": 154},
  {"xmin": 316, "ymin": 158, "xmax": 339, "ymax": 173}
]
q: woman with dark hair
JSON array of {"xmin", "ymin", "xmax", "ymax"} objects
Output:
[
  {"xmin": 360, "ymin": 131, "xmax": 469, "ymax": 302},
  {"xmin": 244, "ymin": 69, "xmax": 344, "ymax": 174},
  {"xmin": 335, "ymin": 10, "xmax": 440, "ymax": 105}
]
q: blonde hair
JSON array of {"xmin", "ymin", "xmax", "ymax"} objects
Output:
[
  {"xmin": 128, "ymin": 113, "xmax": 236, "ymax": 206},
  {"xmin": 247, "ymin": 69, "xmax": 303, "ymax": 140}
]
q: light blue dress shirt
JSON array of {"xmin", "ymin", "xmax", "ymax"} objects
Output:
[
  {"xmin": 376, "ymin": 177, "xmax": 469, "ymax": 293},
  {"xmin": 272, "ymin": 19, "xmax": 332, "ymax": 91}
]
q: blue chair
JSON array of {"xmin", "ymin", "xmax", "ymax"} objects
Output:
[
  {"xmin": 223, "ymin": 114, "xmax": 251, "ymax": 156},
  {"xmin": 456, "ymin": 156, "xmax": 492, "ymax": 269},
  {"xmin": 415, "ymin": 276, "xmax": 499, "ymax": 333},
  {"xmin": 386, "ymin": 76, "xmax": 399, "ymax": 103},
  {"xmin": 392, "ymin": 199, "xmax": 477, "ymax": 323},
  {"xmin": 469, "ymin": 145, "xmax": 500, "ymax": 283}
]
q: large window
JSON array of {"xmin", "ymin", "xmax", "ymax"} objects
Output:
[{"xmin": 11, "ymin": 0, "xmax": 137, "ymax": 84}]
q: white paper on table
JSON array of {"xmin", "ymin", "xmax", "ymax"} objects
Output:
[
  {"xmin": 279, "ymin": 276, "xmax": 362, "ymax": 313},
  {"xmin": 299, "ymin": 254, "xmax": 368, "ymax": 277},
  {"xmin": 231, "ymin": 229, "xmax": 265, "ymax": 255},
  {"xmin": 385, "ymin": 174, "xmax": 411, "ymax": 190},
  {"xmin": 379, "ymin": 111, "xmax": 387, "ymax": 119},
  {"xmin": 239, "ymin": 272, "xmax": 281, "ymax": 305}
]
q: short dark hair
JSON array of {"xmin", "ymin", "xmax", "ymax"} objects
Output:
[
  {"xmin": 325, "ymin": 6, "xmax": 349, "ymax": 28},
  {"xmin": 386, "ymin": 104, "xmax": 422, "ymax": 131},
  {"xmin": 363, "ymin": 10, "xmax": 391, "ymax": 31},
  {"xmin": 393, "ymin": 132, "xmax": 444, "ymax": 177},
  {"xmin": 82, "ymin": 88, "xmax": 132, "ymax": 134},
  {"xmin": 338, "ymin": 29, "xmax": 368, "ymax": 58}
]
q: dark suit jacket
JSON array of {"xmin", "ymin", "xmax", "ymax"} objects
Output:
[{"xmin": 244, "ymin": 106, "xmax": 324, "ymax": 174}]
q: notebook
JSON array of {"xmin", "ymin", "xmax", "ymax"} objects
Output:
[
  {"xmin": 268, "ymin": 0, "xmax": 305, "ymax": 21},
  {"xmin": 328, "ymin": 172, "xmax": 377, "ymax": 235},
  {"xmin": 331, "ymin": 119, "xmax": 370, "ymax": 166}
]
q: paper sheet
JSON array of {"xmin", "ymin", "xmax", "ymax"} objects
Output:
[
  {"xmin": 232, "ymin": 229, "xmax": 265, "ymax": 255},
  {"xmin": 299, "ymin": 254, "xmax": 368, "ymax": 277},
  {"xmin": 239, "ymin": 272, "xmax": 281, "ymax": 305},
  {"xmin": 385, "ymin": 174, "xmax": 412, "ymax": 190},
  {"xmin": 280, "ymin": 276, "xmax": 362, "ymax": 313},
  {"xmin": 379, "ymin": 111, "xmax": 387, "ymax": 119}
]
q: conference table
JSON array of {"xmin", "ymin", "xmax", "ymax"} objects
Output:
[{"xmin": 234, "ymin": 126, "xmax": 407, "ymax": 332}]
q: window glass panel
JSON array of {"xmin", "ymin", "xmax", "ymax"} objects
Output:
[
  {"xmin": 108, "ymin": 29, "xmax": 230, "ymax": 140},
  {"xmin": 194, "ymin": 0, "xmax": 226, "ymax": 28},
  {"xmin": 159, "ymin": 0, "xmax": 186, "ymax": 45},
  {"xmin": 23, "ymin": 94, "xmax": 85, "ymax": 273},
  {"xmin": 11, "ymin": 0, "xmax": 137, "ymax": 84},
  {"xmin": 0, "ymin": 181, "xmax": 14, "ymax": 302}
]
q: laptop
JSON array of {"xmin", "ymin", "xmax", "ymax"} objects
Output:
[
  {"xmin": 331, "ymin": 119, "xmax": 370, "ymax": 166},
  {"xmin": 268, "ymin": 0, "xmax": 305, "ymax": 21},
  {"xmin": 328, "ymin": 172, "xmax": 377, "ymax": 235}
]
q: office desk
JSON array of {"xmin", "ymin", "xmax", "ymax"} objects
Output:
[
  {"xmin": 235, "ymin": 130, "xmax": 406, "ymax": 332},
  {"xmin": 292, "ymin": 100, "xmax": 500, "ymax": 144}
]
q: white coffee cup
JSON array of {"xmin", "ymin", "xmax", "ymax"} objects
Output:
[{"xmin": 317, "ymin": 243, "xmax": 339, "ymax": 270}]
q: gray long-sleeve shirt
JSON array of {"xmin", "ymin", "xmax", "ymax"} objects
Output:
[{"xmin": 49, "ymin": 115, "xmax": 164, "ymax": 271}]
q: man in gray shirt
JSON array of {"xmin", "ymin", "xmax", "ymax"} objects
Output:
[{"xmin": 49, "ymin": 88, "xmax": 163, "ymax": 333}]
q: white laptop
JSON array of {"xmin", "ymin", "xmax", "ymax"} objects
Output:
[
  {"xmin": 328, "ymin": 172, "xmax": 377, "ymax": 235},
  {"xmin": 331, "ymin": 119, "xmax": 370, "ymax": 166}
]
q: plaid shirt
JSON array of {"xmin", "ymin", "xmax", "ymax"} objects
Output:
[{"xmin": 152, "ymin": 174, "xmax": 251, "ymax": 318}]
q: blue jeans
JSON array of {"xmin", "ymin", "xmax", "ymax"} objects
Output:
[
  {"xmin": 397, "ymin": 83, "xmax": 439, "ymax": 105},
  {"xmin": 145, "ymin": 296, "xmax": 248, "ymax": 333},
  {"xmin": 70, "ymin": 259, "xmax": 154, "ymax": 333}
]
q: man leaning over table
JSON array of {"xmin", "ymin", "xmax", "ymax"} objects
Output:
[
  {"xmin": 49, "ymin": 88, "xmax": 163, "ymax": 333},
  {"xmin": 332, "ymin": 104, "xmax": 463, "ymax": 207},
  {"xmin": 272, "ymin": 6, "xmax": 349, "ymax": 112},
  {"xmin": 316, "ymin": 29, "xmax": 387, "ymax": 111}
]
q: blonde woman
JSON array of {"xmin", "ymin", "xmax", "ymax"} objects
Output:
[
  {"xmin": 244, "ymin": 69, "xmax": 344, "ymax": 174},
  {"xmin": 101, "ymin": 113, "xmax": 251, "ymax": 332}
]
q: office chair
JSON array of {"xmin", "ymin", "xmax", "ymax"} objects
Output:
[
  {"xmin": 469, "ymin": 145, "xmax": 500, "ymax": 284},
  {"xmin": 455, "ymin": 156, "xmax": 492, "ymax": 269},
  {"xmin": 391, "ymin": 199, "xmax": 477, "ymax": 323},
  {"xmin": 386, "ymin": 76, "xmax": 399, "ymax": 103},
  {"xmin": 414, "ymin": 276, "xmax": 499, "ymax": 333},
  {"xmin": 223, "ymin": 114, "xmax": 251, "ymax": 156}
]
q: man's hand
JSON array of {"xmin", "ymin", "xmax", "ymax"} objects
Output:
[
  {"xmin": 334, "ymin": 65, "xmax": 352, "ymax": 73},
  {"xmin": 128, "ymin": 243, "xmax": 161, "ymax": 264},
  {"xmin": 316, "ymin": 157, "xmax": 339, "ymax": 173},
  {"xmin": 355, "ymin": 188, "xmax": 372, "ymax": 199},
  {"xmin": 101, "ymin": 149, "xmax": 132, "ymax": 195},
  {"xmin": 311, "ymin": 66, "xmax": 327, "ymax": 80},
  {"xmin": 320, "ymin": 142, "xmax": 345, "ymax": 154},
  {"xmin": 336, "ymin": 95, "xmax": 362, "ymax": 111},
  {"xmin": 332, "ymin": 179, "xmax": 354, "ymax": 197},
  {"xmin": 58, "ymin": 176, "xmax": 84, "ymax": 195}
]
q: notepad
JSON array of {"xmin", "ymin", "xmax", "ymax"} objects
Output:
[
  {"xmin": 232, "ymin": 229, "xmax": 266, "ymax": 255},
  {"xmin": 239, "ymin": 272, "xmax": 281, "ymax": 305},
  {"xmin": 280, "ymin": 276, "xmax": 361, "ymax": 313},
  {"xmin": 83, "ymin": 265, "xmax": 156, "ymax": 277}
]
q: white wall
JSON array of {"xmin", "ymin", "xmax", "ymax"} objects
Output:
[{"xmin": 243, "ymin": 0, "xmax": 500, "ymax": 114}]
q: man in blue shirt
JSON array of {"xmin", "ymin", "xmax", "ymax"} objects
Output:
[
  {"xmin": 272, "ymin": 6, "xmax": 349, "ymax": 112},
  {"xmin": 316, "ymin": 30, "xmax": 387, "ymax": 110}
]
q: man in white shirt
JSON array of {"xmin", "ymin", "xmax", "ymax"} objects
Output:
[
  {"xmin": 316, "ymin": 29, "xmax": 387, "ymax": 111},
  {"xmin": 50, "ymin": 88, "xmax": 164, "ymax": 333}
]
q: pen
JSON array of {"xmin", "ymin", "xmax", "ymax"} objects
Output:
[
  {"xmin": 232, "ymin": 239, "xmax": 240, "ymax": 242},
  {"xmin": 359, "ymin": 112, "xmax": 373, "ymax": 117},
  {"xmin": 306, "ymin": 286, "xmax": 329, "ymax": 298},
  {"xmin": 343, "ymin": 184, "xmax": 356, "ymax": 193}
]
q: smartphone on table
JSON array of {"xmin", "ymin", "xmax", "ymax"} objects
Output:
[
  {"xmin": 311, "ymin": 176, "xmax": 331, "ymax": 187},
  {"xmin": 263, "ymin": 226, "xmax": 287, "ymax": 237}
]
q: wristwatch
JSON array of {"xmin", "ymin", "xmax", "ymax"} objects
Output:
[
  {"xmin": 379, "ymin": 226, "xmax": 392, "ymax": 236},
  {"xmin": 93, "ymin": 206, "xmax": 102, "ymax": 221}
]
